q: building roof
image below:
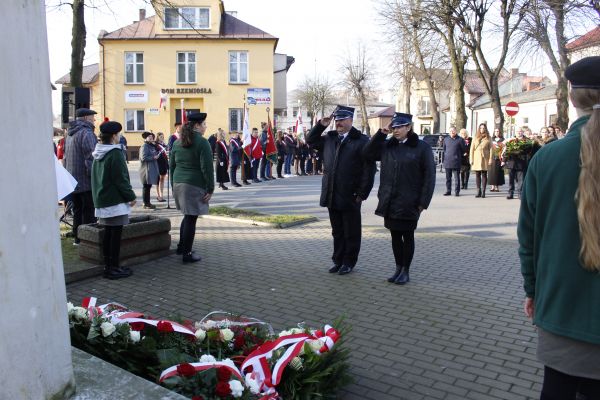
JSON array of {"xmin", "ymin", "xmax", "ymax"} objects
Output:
[
  {"xmin": 566, "ymin": 26, "xmax": 600, "ymax": 51},
  {"xmin": 100, "ymin": 13, "xmax": 277, "ymax": 41},
  {"xmin": 471, "ymin": 84, "xmax": 557, "ymax": 110},
  {"xmin": 55, "ymin": 63, "xmax": 99, "ymax": 85},
  {"xmin": 368, "ymin": 106, "xmax": 395, "ymax": 119}
]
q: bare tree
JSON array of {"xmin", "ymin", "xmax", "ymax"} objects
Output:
[
  {"xmin": 296, "ymin": 76, "xmax": 337, "ymax": 127},
  {"xmin": 515, "ymin": 0, "xmax": 599, "ymax": 131},
  {"xmin": 69, "ymin": 0, "xmax": 86, "ymax": 87},
  {"xmin": 340, "ymin": 42, "xmax": 376, "ymax": 136},
  {"xmin": 456, "ymin": 0, "xmax": 529, "ymax": 134}
]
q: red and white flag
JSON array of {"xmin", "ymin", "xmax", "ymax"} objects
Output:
[
  {"xmin": 159, "ymin": 91, "xmax": 167, "ymax": 109},
  {"xmin": 241, "ymin": 104, "xmax": 252, "ymax": 157},
  {"xmin": 180, "ymin": 99, "xmax": 187, "ymax": 124}
]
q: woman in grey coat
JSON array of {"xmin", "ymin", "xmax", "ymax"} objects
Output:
[{"xmin": 139, "ymin": 131, "xmax": 159, "ymax": 209}]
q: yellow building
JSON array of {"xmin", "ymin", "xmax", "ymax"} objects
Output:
[{"xmin": 59, "ymin": 0, "xmax": 293, "ymax": 158}]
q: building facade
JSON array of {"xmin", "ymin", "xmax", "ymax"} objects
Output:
[{"xmin": 59, "ymin": 0, "xmax": 292, "ymax": 158}]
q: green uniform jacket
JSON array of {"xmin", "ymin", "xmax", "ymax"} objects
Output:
[
  {"xmin": 169, "ymin": 133, "xmax": 215, "ymax": 194},
  {"xmin": 518, "ymin": 115, "xmax": 600, "ymax": 345},
  {"xmin": 91, "ymin": 148, "xmax": 136, "ymax": 208}
]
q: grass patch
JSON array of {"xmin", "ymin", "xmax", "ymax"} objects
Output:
[{"xmin": 209, "ymin": 206, "xmax": 314, "ymax": 226}]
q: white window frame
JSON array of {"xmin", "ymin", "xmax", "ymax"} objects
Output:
[
  {"xmin": 420, "ymin": 96, "xmax": 431, "ymax": 115},
  {"xmin": 164, "ymin": 7, "xmax": 210, "ymax": 30},
  {"xmin": 229, "ymin": 108, "xmax": 243, "ymax": 132},
  {"xmin": 125, "ymin": 109, "xmax": 145, "ymax": 132},
  {"xmin": 177, "ymin": 52, "xmax": 196, "ymax": 84},
  {"xmin": 229, "ymin": 51, "xmax": 249, "ymax": 84},
  {"xmin": 125, "ymin": 52, "xmax": 144, "ymax": 84}
]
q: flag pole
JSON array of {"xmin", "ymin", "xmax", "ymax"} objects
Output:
[{"xmin": 241, "ymin": 95, "xmax": 247, "ymax": 183}]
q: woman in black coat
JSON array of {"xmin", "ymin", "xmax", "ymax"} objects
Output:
[
  {"xmin": 215, "ymin": 131, "xmax": 230, "ymax": 190},
  {"xmin": 363, "ymin": 113, "xmax": 435, "ymax": 285},
  {"xmin": 275, "ymin": 131, "xmax": 286, "ymax": 178},
  {"xmin": 488, "ymin": 128, "xmax": 505, "ymax": 192}
]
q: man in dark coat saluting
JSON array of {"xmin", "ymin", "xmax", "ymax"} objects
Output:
[{"xmin": 306, "ymin": 106, "xmax": 376, "ymax": 275}]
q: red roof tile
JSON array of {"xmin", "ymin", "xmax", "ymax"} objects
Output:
[{"xmin": 566, "ymin": 26, "xmax": 600, "ymax": 51}]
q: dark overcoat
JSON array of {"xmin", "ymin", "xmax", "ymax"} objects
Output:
[
  {"xmin": 306, "ymin": 123, "xmax": 376, "ymax": 210},
  {"xmin": 443, "ymin": 136, "xmax": 467, "ymax": 169},
  {"xmin": 363, "ymin": 130, "xmax": 435, "ymax": 221},
  {"xmin": 215, "ymin": 140, "xmax": 230, "ymax": 183}
]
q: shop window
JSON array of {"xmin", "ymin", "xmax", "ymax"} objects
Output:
[
  {"xmin": 125, "ymin": 52, "xmax": 144, "ymax": 84},
  {"xmin": 229, "ymin": 51, "xmax": 248, "ymax": 84},
  {"xmin": 125, "ymin": 109, "xmax": 145, "ymax": 132},
  {"xmin": 177, "ymin": 52, "xmax": 196, "ymax": 84},
  {"xmin": 164, "ymin": 7, "xmax": 209, "ymax": 29},
  {"xmin": 229, "ymin": 108, "xmax": 243, "ymax": 132}
]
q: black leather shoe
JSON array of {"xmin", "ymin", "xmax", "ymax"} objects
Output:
[
  {"xmin": 233, "ymin": 183, "xmax": 242, "ymax": 187},
  {"xmin": 243, "ymin": 180, "xmax": 251, "ymax": 185},
  {"xmin": 387, "ymin": 265, "xmax": 403, "ymax": 283},
  {"xmin": 104, "ymin": 267, "xmax": 132, "ymax": 280},
  {"xmin": 176, "ymin": 243, "xmax": 184, "ymax": 255},
  {"xmin": 338, "ymin": 265, "xmax": 354, "ymax": 275},
  {"xmin": 443, "ymin": 192, "xmax": 451, "ymax": 196},
  {"xmin": 507, "ymin": 194, "xmax": 514, "ymax": 199},
  {"xmin": 455, "ymin": 193, "xmax": 460, "ymax": 197},
  {"xmin": 394, "ymin": 268, "xmax": 409, "ymax": 285},
  {"xmin": 328, "ymin": 264, "xmax": 341, "ymax": 273},
  {"xmin": 183, "ymin": 252, "xmax": 202, "ymax": 263}
]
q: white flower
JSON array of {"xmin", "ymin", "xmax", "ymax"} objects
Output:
[
  {"xmin": 199, "ymin": 354, "xmax": 217, "ymax": 363},
  {"xmin": 278, "ymin": 330, "xmax": 290, "ymax": 337},
  {"xmin": 308, "ymin": 339, "xmax": 324, "ymax": 353},
  {"xmin": 290, "ymin": 357, "xmax": 303, "ymax": 371},
  {"xmin": 67, "ymin": 302, "xmax": 74, "ymax": 313},
  {"xmin": 289, "ymin": 328, "xmax": 304, "ymax": 334},
  {"xmin": 203, "ymin": 320, "xmax": 217, "ymax": 329},
  {"xmin": 194, "ymin": 328, "xmax": 206, "ymax": 341},
  {"xmin": 221, "ymin": 328, "xmax": 234, "ymax": 342},
  {"xmin": 100, "ymin": 322, "xmax": 116, "ymax": 337},
  {"xmin": 229, "ymin": 380, "xmax": 244, "ymax": 398},
  {"xmin": 70, "ymin": 307, "xmax": 88, "ymax": 320},
  {"xmin": 129, "ymin": 330, "xmax": 141, "ymax": 343},
  {"xmin": 245, "ymin": 374, "xmax": 261, "ymax": 394}
]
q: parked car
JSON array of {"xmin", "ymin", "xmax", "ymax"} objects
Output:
[{"xmin": 419, "ymin": 133, "xmax": 448, "ymax": 148}]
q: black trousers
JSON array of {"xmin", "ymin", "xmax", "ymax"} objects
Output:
[
  {"xmin": 390, "ymin": 229, "xmax": 415, "ymax": 270},
  {"xmin": 460, "ymin": 165, "xmax": 470, "ymax": 189},
  {"xmin": 251, "ymin": 159, "xmax": 260, "ymax": 180},
  {"xmin": 142, "ymin": 184, "xmax": 152, "ymax": 205},
  {"xmin": 242, "ymin": 157, "xmax": 252, "ymax": 181},
  {"xmin": 72, "ymin": 190, "xmax": 96, "ymax": 242},
  {"xmin": 445, "ymin": 168, "xmax": 460, "ymax": 194},
  {"xmin": 179, "ymin": 215, "xmax": 199, "ymax": 254},
  {"xmin": 102, "ymin": 225, "xmax": 123, "ymax": 268},
  {"xmin": 276, "ymin": 156, "xmax": 284, "ymax": 177},
  {"xmin": 508, "ymin": 169, "xmax": 524, "ymax": 196},
  {"xmin": 229, "ymin": 165, "xmax": 239, "ymax": 184},
  {"xmin": 540, "ymin": 366, "xmax": 600, "ymax": 400},
  {"xmin": 328, "ymin": 208, "xmax": 361, "ymax": 267},
  {"xmin": 475, "ymin": 171, "xmax": 488, "ymax": 190}
]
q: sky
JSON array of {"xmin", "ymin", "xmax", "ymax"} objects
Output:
[{"xmin": 45, "ymin": 0, "xmax": 393, "ymax": 116}]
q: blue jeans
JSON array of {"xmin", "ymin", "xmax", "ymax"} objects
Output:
[{"xmin": 284, "ymin": 154, "xmax": 293, "ymax": 174}]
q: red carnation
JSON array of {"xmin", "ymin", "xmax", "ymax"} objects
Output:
[
  {"xmin": 129, "ymin": 322, "xmax": 145, "ymax": 331},
  {"xmin": 176, "ymin": 363, "xmax": 197, "ymax": 377},
  {"xmin": 157, "ymin": 321, "xmax": 174, "ymax": 332},
  {"xmin": 215, "ymin": 381, "xmax": 232, "ymax": 398},
  {"xmin": 233, "ymin": 334, "xmax": 245, "ymax": 350},
  {"xmin": 217, "ymin": 366, "xmax": 232, "ymax": 382}
]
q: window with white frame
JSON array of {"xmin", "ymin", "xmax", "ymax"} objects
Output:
[
  {"xmin": 177, "ymin": 52, "xmax": 196, "ymax": 84},
  {"xmin": 292, "ymin": 107, "xmax": 299, "ymax": 117},
  {"xmin": 229, "ymin": 108, "xmax": 243, "ymax": 132},
  {"xmin": 125, "ymin": 52, "xmax": 144, "ymax": 84},
  {"xmin": 419, "ymin": 96, "xmax": 431, "ymax": 115},
  {"xmin": 164, "ymin": 7, "xmax": 210, "ymax": 29},
  {"xmin": 229, "ymin": 51, "xmax": 248, "ymax": 84},
  {"xmin": 125, "ymin": 109, "xmax": 145, "ymax": 131}
]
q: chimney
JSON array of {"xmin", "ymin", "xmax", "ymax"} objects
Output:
[
  {"xmin": 511, "ymin": 68, "xmax": 519, "ymax": 77},
  {"xmin": 139, "ymin": 9, "xmax": 146, "ymax": 21}
]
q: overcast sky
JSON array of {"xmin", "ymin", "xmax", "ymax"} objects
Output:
[{"xmin": 45, "ymin": 0, "xmax": 393, "ymax": 115}]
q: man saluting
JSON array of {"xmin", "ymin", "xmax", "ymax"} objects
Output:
[{"xmin": 306, "ymin": 106, "xmax": 376, "ymax": 275}]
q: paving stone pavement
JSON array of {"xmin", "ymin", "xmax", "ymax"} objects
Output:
[{"xmin": 67, "ymin": 214, "xmax": 542, "ymax": 400}]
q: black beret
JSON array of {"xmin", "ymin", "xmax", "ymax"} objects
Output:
[
  {"xmin": 188, "ymin": 112, "xmax": 207, "ymax": 123},
  {"xmin": 99, "ymin": 121, "xmax": 122, "ymax": 135},
  {"xmin": 565, "ymin": 56, "xmax": 600, "ymax": 89},
  {"xmin": 141, "ymin": 131, "xmax": 155, "ymax": 139},
  {"xmin": 76, "ymin": 108, "xmax": 97, "ymax": 117}
]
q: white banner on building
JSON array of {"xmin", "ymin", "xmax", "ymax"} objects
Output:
[
  {"xmin": 125, "ymin": 90, "xmax": 148, "ymax": 103},
  {"xmin": 247, "ymin": 88, "xmax": 271, "ymax": 105},
  {"xmin": 148, "ymin": 107, "xmax": 160, "ymax": 115}
]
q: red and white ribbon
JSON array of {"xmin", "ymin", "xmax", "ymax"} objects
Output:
[{"xmin": 159, "ymin": 360, "xmax": 243, "ymax": 383}]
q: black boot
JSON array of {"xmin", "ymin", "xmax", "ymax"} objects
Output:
[
  {"xmin": 481, "ymin": 189, "xmax": 486, "ymax": 198},
  {"xmin": 387, "ymin": 265, "xmax": 403, "ymax": 283},
  {"xmin": 476, "ymin": 188, "xmax": 482, "ymax": 198},
  {"xmin": 393, "ymin": 268, "xmax": 410, "ymax": 285}
]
